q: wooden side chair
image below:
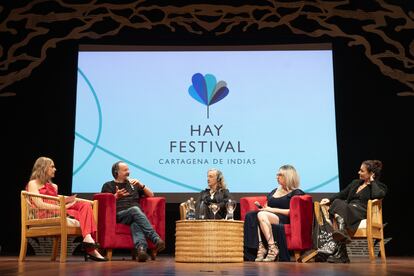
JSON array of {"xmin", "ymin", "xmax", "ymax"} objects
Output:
[
  {"xmin": 313, "ymin": 199, "xmax": 386, "ymax": 262},
  {"xmin": 179, "ymin": 202, "xmax": 187, "ymax": 220},
  {"xmin": 179, "ymin": 199, "xmax": 196, "ymax": 220},
  {"xmin": 352, "ymin": 199, "xmax": 386, "ymax": 262},
  {"xmin": 19, "ymin": 191, "xmax": 98, "ymax": 263}
]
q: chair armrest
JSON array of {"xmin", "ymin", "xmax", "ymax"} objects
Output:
[
  {"xmin": 288, "ymin": 195, "xmax": 313, "ymax": 250},
  {"xmin": 140, "ymin": 197, "xmax": 166, "ymax": 241},
  {"xmin": 239, "ymin": 196, "xmax": 267, "ymax": 221},
  {"xmin": 21, "ymin": 190, "xmax": 65, "ymax": 220},
  {"xmin": 93, "ymin": 193, "xmax": 117, "ymax": 245},
  {"xmin": 367, "ymin": 199, "xmax": 383, "ymax": 230},
  {"xmin": 74, "ymin": 197, "xmax": 94, "ymax": 204}
]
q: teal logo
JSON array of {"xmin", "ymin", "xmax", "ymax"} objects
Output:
[{"xmin": 188, "ymin": 73, "xmax": 229, "ymax": 118}]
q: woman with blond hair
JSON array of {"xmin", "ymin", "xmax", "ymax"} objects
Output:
[
  {"xmin": 244, "ymin": 164, "xmax": 305, "ymax": 262},
  {"xmin": 27, "ymin": 156, "xmax": 107, "ymax": 261}
]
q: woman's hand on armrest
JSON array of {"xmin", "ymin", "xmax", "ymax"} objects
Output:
[{"xmin": 65, "ymin": 194, "xmax": 77, "ymax": 204}]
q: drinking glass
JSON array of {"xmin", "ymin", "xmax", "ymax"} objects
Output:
[{"xmin": 209, "ymin": 203, "xmax": 220, "ymax": 219}]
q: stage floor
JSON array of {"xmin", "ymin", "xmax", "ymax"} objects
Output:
[{"xmin": 1, "ymin": 255, "xmax": 413, "ymax": 275}]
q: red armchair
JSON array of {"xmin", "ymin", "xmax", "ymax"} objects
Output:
[
  {"xmin": 240, "ymin": 195, "xmax": 313, "ymax": 261},
  {"xmin": 93, "ymin": 193, "xmax": 166, "ymax": 261}
]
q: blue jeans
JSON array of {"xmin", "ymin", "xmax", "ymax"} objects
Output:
[{"xmin": 116, "ymin": 206, "xmax": 160, "ymax": 250}]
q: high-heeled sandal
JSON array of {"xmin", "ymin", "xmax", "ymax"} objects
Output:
[
  {"xmin": 263, "ymin": 243, "xmax": 279, "ymax": 262},
  {"xmin": 255, "ymin": 241, "xmax": 268, "ymax": 262}
]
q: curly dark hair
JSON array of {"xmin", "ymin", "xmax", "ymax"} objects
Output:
[{"xmin": 362, "ymin": 160, "xmax": 383, "ymax": 180}]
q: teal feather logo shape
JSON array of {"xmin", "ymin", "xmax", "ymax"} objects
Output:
[{"xmin": 188, "ymin": 73, "xmax": 230, "ymax": 118}]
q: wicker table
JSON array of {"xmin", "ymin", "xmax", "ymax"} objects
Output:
[{"xmin": 175, "ymin": 220, "xmax": 244, "ymax": 263}]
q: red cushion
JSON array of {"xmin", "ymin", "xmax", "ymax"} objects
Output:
[
  {"xmin": 240, "ymin": 196, "xmax": 267, "ymax": 221},
  {"xmin": 115, "ymin": 223, "xmax": 131, "ymax": 235}
]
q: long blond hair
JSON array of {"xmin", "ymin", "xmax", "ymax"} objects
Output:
[
  {"xmin": 30, "ymin": 157, "xmax": 54, "ymax": 184},
  {"xmin": 278, "ymin": 164, "xmax": 300, "ymax": 191}
]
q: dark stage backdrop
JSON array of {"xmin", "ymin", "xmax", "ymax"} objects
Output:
[{"xmin": 1, "ymin": 1, "xmax": 413, "ymax": 257}]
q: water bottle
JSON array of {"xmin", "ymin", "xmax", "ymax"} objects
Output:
[
  {"xmin": 186, "ymin": 209, "xmax": 196, "ymax": 220},
  {"xmin": 198, "ymin": 201, "xmax": 206, "ymax": 220},
  {"xmin": 225, "ymin": 199, "xmax": 236, "ymax": 220},
  {"xmin": 186, "ymin": 198, "xmax": 196, "ymax": 220}
]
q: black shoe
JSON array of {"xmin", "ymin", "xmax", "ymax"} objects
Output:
[
  {"xmin": 327, "ymin": 242, "xmax": 350, "ymax": 263},
  {"xmin": 84, "ymin": 252, "xmax": 108, "ymax": 262},
  {"xmin": 327, "ymin": 254, "xmax": 350, "ymax": 263},
  {"xmin": 137, "ymin": 246, "xmax": 148, "ymax": 262},
  {"xmin": 81, "ymin": 241, "xmax": 100, "ymax": 249},
  {"xmin": 155, "ymin": 239, "xmax": 166, "ymax": 253},
  {"xmin": 315, "ymin": 252, "xmax": 329, "ymax": 262}
]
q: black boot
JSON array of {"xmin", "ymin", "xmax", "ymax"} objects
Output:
[
  {"xmin": 327, "ymin": 242, "xmax": 350, "ymax": 263},
  {"xmin": 315, "ymin": 252, "xmax": 329, "ymax": 262},
  {"xmin": 332, "ymin": 215, "xmax": 351, "ymax": 244}
]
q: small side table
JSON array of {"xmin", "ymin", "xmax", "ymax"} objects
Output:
[{"xmin": 175, "ymin": 220, "xmax": 244, "ymax": 263}]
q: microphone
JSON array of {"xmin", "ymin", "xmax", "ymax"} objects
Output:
[{"xmin": 127, "ymin": 178, "xmax": 135, "ymax": 190}]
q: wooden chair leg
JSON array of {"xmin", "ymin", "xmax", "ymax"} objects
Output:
[
  {"xmin": 299, "ymin": 249, "xmax": 318, "ymax": 263},
  {"xmin": 51, "ymin": 237, "xmax": 59, "ymax": 261},
  {"xmin": 18, "ymin": 237, "xmax": 27, "ymax": 262},
  {"xmin": 60, "ymin": 235, "xmax": 67, "ymax": 263},
  {"xmin": 106, "ymin": 249, "xmax": 113, "ymax": 261},
  {"xmin": 367, "ymin": 237, "xmax": 375, "ymax": 262},
  {"xmin": 379, "ymin": 238, "xmax": 386, "ymax": 261}
]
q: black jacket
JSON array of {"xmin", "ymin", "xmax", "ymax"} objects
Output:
[
  {"xmin": 329, "ymin": 179, "xmax": 387, "ymax": 210},
  {"xmin": 195, "ymin": 188, "xmax": 231, "ymax": 219}
]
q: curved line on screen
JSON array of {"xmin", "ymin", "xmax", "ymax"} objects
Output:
[
  {"xmin": 303, "ymin": 175, "xmax": 339, "ymax": 192},
  {"xmin": 73, "ymin": 68, "xmax": 103, "ymax": 176},
  {"xmin": 74, "ymin": 132, "xmax": 200, "ymax": 191}
]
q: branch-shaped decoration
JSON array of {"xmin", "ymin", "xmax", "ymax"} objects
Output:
[
  {"xmin": 1, "ymin": 1, "xmax": 413, "ymax": 96},
  {"xmin": 188, "ymin": 73, "xmax": 229, "ymax": 119}
]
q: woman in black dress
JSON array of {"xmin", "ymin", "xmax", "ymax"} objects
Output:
[
  {"xmin": 319, "ymin": 159, "xmax": 387, "ymax": 262},
  {"xmin": 244, "ymin": 165, "xmax": 305, "ymax": 262}
]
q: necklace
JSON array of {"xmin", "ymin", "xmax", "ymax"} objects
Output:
[{"xmin": 356, "ymin": 183, "xmax": 367, "ymax": 194}]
